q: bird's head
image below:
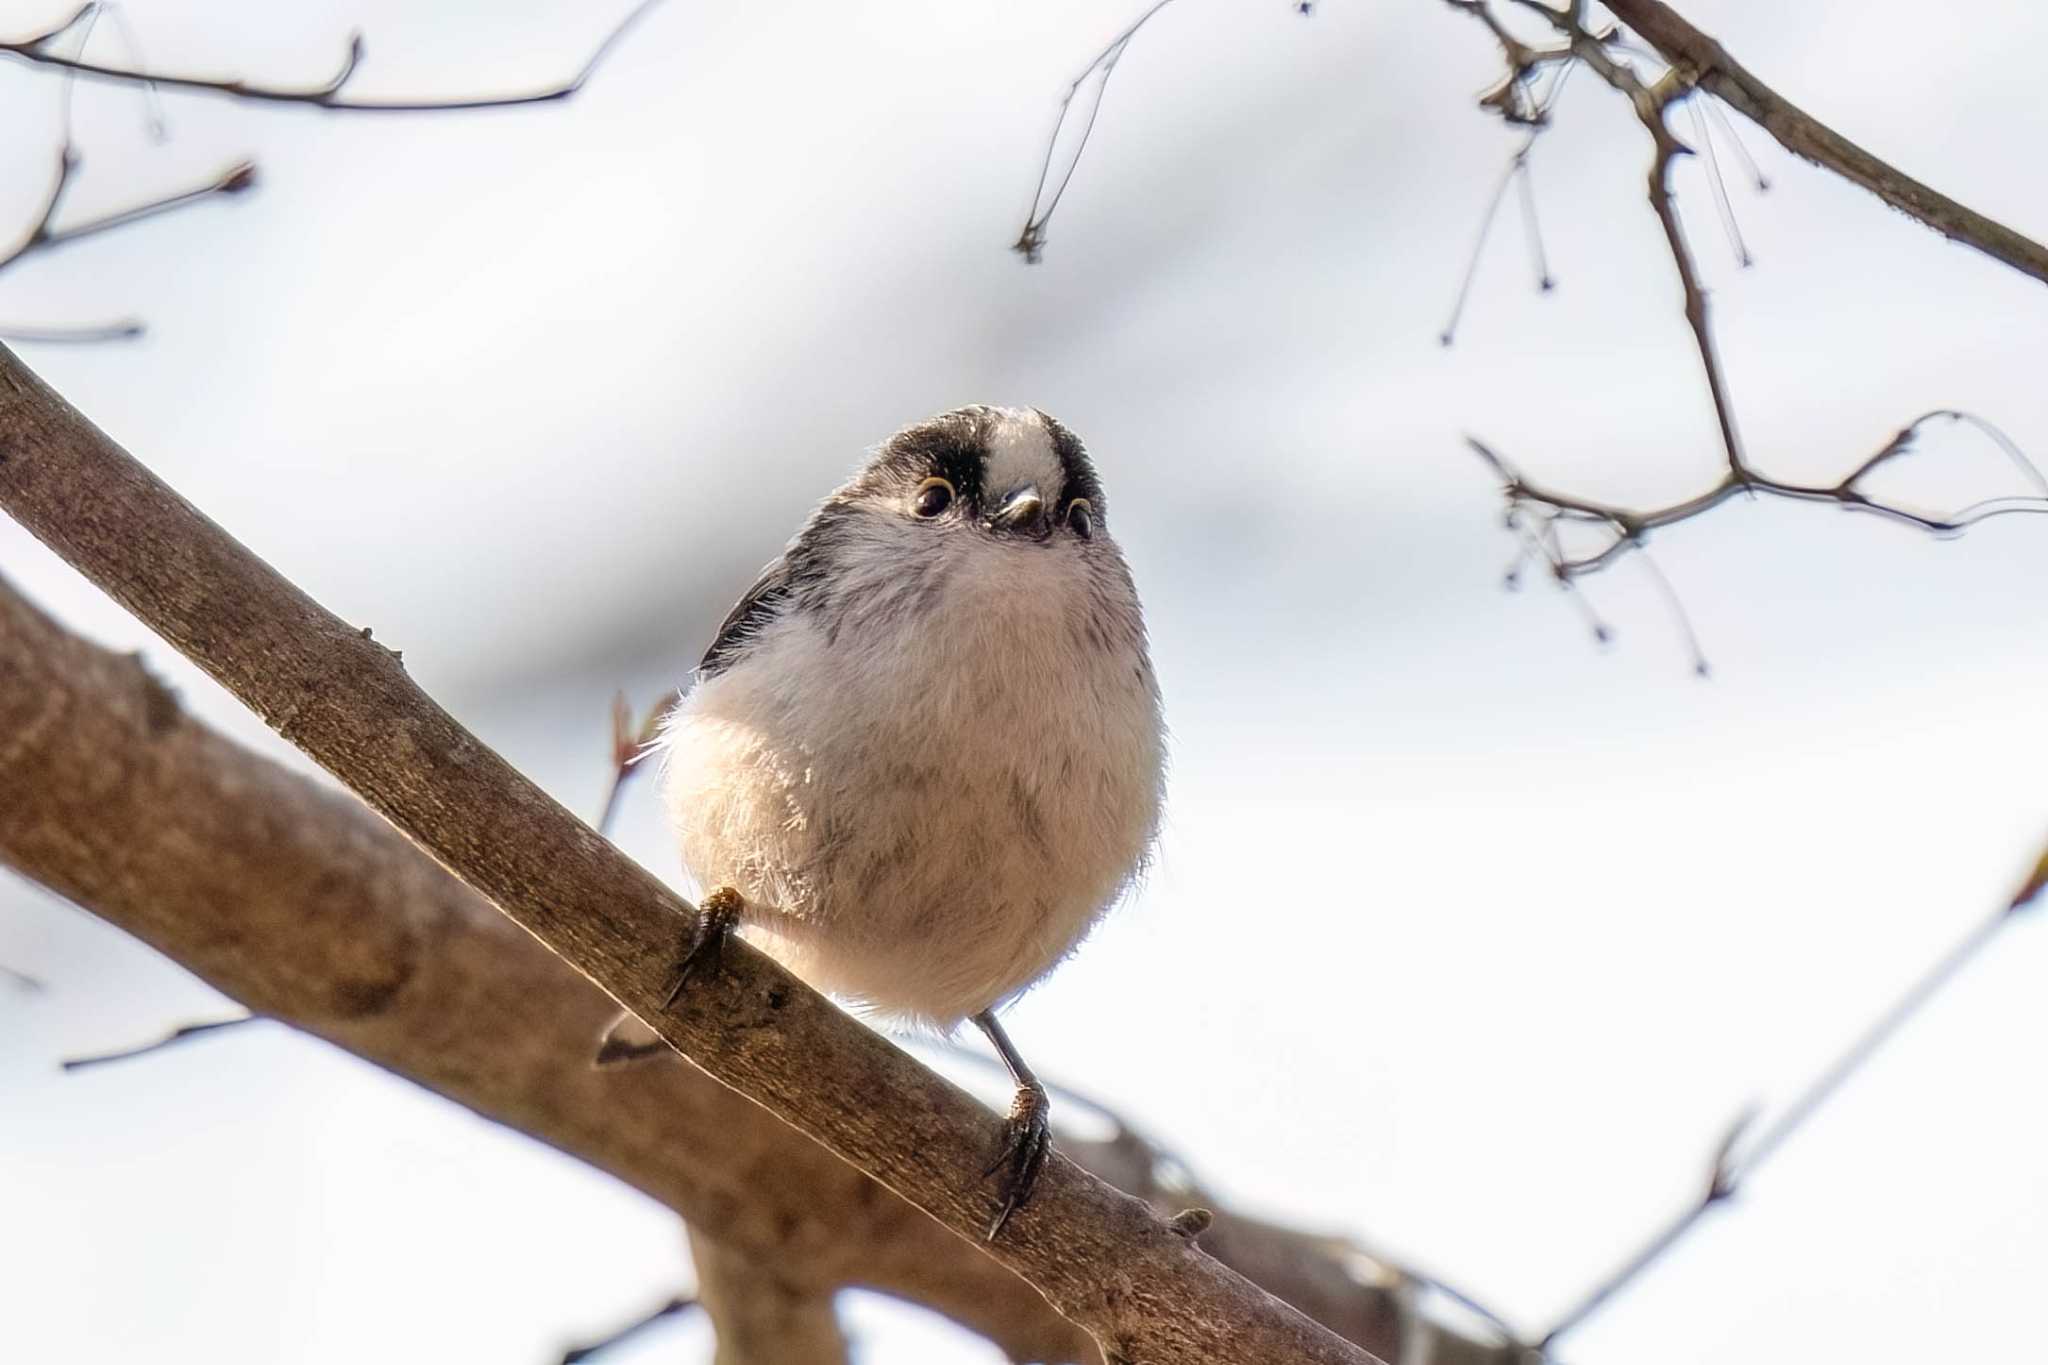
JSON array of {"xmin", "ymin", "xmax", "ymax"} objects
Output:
[{"xmin": 845, "ymin": 405, "xmax": 1106, "ymax": 548}]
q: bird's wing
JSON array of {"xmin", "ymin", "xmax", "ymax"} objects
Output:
[{"xmin": 697, "ymin": 558, "xmax": 794, "ymax": 680}]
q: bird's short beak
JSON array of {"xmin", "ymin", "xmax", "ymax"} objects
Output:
[{"xmin": 988, "ymin": 485, "xmax": 1050, "ymax": 539}]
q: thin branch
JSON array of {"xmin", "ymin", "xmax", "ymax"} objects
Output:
[
  {"xmin": 0, "ymin": 149, "xmax": 257, "ymax": 279},
  {"xmin": 1013, "ymin": 0, "xmax": 1180, "ymax": 262},
  {"xmin": 0, "ymin": 320, "xmax": 145, "ymax": 344},
  {"xmin": 1441, "ymin": 150, "xmax": 1524, "ymax": 346},
  {"xmin": 559, "ymin": 1295, "xmax": 699, "ymax": 1364},
  {"xmin": 1564, "ymin": 23, "xmax": 1752, "ymax": 481},
  {"xmin": 1702, "ymin": 95, "xmax": 1769, "ymax": 193},
  {"xmin": 1472, "ymin": 409, "xmax": 2048, "ymax": 583},
  {"xmin": 1438, "ymin": 14, "xmax": 1584, "ymax": 344},
  {"xmin": 0, "ymin": 0, "xmax": 667, "ymax": 113},
  {"xmin": 47, "ymin": 3, "xmax": 167, "ymax": 143},
  {"xmin": 594, "ymin": 689, "xmax": 678, "ymax": 839},
  {"xmin": 60, "ymin": 1014, "xmax": 260, "ymax": 1072},
  {"xmin": 1688, "ymin": 96, "xmax": 1750, "ymax": 268},
  {"xmin": 1513, "ymin": 156, "xmax": 1554, "ymax": 291},
  {"xmin": 1541, "ymin": 878, "xmax": 2042, "ymax": 1349},
  {"xmin": 1599, "ymin": 0, "xmax": 2048, "ymax": 287}
]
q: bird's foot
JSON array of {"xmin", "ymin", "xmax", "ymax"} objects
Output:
[
  {"xmin": 981, "ymin": 1079, "xmax": 1052, "ymax": 1240},
  {"xmin": 663, "ymin": 886, "xmax": 743, "ymax": 1008}
]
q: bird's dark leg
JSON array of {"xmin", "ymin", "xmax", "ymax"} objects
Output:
[
  {"xmin": 973, "ymin": 1009, "xmax": 1052, "ymax": 1241},
  {"xmin": 664, "ymin": 886, "xmax": 744, "ymax": 1007}
]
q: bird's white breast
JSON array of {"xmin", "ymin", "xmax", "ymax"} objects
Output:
[{"xmin": 659, "ymin": 518, "xmax": 1163, "ymax": 1027}]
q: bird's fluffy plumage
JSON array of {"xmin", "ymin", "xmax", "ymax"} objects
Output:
[{"xmin": 657, "ymin": 406, "xmax": 1164, "ymax": 1027}]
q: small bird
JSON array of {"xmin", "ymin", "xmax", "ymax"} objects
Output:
[{"xmin": 603, "ymin": 405, "xmax": 1165, "ymax": 1237}]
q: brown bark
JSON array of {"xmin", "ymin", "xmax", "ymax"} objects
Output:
[
  {"xmin": 0, "ymin": 568, "xmax": 1516, "ymax": 1364},
  {"xmin": 0, "ymin": 342, "xmax": 1509, "ymax": 1362},
  {"xmin": 693, "ymin": 1232, "xmax": 852, "ymax": 1365},
  {"xmin": 1600, "ymin": 0, "xmax": 2048, "ymax": 287}
]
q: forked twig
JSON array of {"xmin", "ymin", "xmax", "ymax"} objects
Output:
[
  {"xmin": 1473, "ymin": 408, "xmax": 2048, "ymax": 584},
  {"xmin": 0, "ymin": 0, "xmax": 668, "ymax": 113},
  {"xmin": 1013, "ymin": 0, "xmax": 1180, "ymax": 262}
]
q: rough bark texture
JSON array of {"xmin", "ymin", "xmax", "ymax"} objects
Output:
[
  {"xmin": 0, "ymin": 343, "xmax": 1476, "ymax": 1363},
  {"xmin": 0, "ymin": 568, "xmax": 1517, "ymax": 1365}
]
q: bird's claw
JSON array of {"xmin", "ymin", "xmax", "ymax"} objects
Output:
[
  {"xmin": 982, "ymin": 1080, "xmax": 1052, "ymax": 1240},
  {"xmin": 664, "ymin": 886, "xmax": 743, "ymax": 1008}
]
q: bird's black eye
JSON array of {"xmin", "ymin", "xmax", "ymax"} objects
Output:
[
  {"xmin": 1067, "ymin": 498, "xmax": 1094, "ymax": 540},
  {"xmin": 913, "ymin": 477, "xmax": 955, "ymax": 519}
]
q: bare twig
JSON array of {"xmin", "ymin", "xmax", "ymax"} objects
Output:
[
  {"xmin": 1472, "ymin": 409, "xmax": 2048, "ymax": 585},
  {"xmin": 1441, "ymin": 149, "xmax": 1528, "ymax": 346},
  {"xmin": 0, "ymin": 320, "xmax": 145, "ymax": 344},
  {"xmin": 1599, "ymin": 0, "xmax": 2048, "ymax": 287},
  {"xmin": 60, "ymin": 1014, "xmax": 260, "ymax": 1072},
  {"xmin": 0, "ymin": 149, "xmax": 257, "ymax": 281},
  {"xmin": 1013, "ymin": 0, "xmax": 1179, "ymax": 262},
  {"xmin": 594, "ymin": 689, "xmax": 678, "ymax": 839},
  {"xmin": 559, "ymin": 1295, "xmax": 699, "ymax": 1364},
  {"xmin": 1687, "ymin": 95, "xmax": 1751, "ymax": 268},
  {"xmin": 1442, "ymin": 0, "xmax": 1579, "ymax": 127},
  {"xmin": 1541, "ymin": 870, "xmax": 2044, "ymax": 1349},
  {"xmin": 1450, "ymin": 10, "xmax": 2048, "ymax": 657},
  {"xmin": 0, "ymin": 1, "xmax": 667, "ymax": 113},
  {"xmin": 1438, "ymin": 18, "xmax": 1583, "ymax": 344}
]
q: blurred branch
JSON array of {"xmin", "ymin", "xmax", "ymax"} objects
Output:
[
  {"xmin": 60, "ymin": 1013, "xmax": 259, "ymax": 1072},
  {"xmin": 0, "ymin": 320, "xmax": 144, "ymax": 345},
  {"xmin": 0, "ymin": 346, "xmax": 1395, "ymax": 1365},
  {"xmin": 560, "ymin": 1295, "xmax": 700, "ymax": 1365},
  {"xmin": 0, "ymin": 147, "xmax": 257, "ymax": 281},
  {"xmin": 1541, "ymin": 866, "xmax": 2044, "ymax": 1349},
  {"xmin": 595, "ymin": 688, "xmax": 678, "ymax": 838},
  {"xmin": 1, "ymin": 960, "xmax": 46, "ymax": 991},
  {"xmin": 0, "ymin": 558, "xmax": 1523, "ymax": 1365},
  {"xmin": 0, "ymin": 1, "xmax": 667, "ymax": 112}
]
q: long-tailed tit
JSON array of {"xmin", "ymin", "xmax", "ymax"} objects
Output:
[{"xmin": 605, "ymin": 405, "xmax": 1165, "ymax": 1237}]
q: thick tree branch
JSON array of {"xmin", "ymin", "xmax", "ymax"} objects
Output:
[
  {"xmin": 692, "ymin": 1231, "xmax": 851, "ymax": 1365},
  {"xmin": 0, "ymin": 343, "xmax": 1398, "ymax": 1365},
  {"xmin": 1596, "ymin": 0, "xmax": 2048, "ymax": 286},
  {"xmin": 0, "ymin": 566, "xmax": 1513, "ymax": 1365}
]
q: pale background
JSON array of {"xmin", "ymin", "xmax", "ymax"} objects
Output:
[{"xmin": 4, "ymin": 1, "xmax": 2047, "ymax": 1360}]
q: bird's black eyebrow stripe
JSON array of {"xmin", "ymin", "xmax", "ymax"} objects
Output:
[
  {"xmin": 1040, "ymin": 411, "xmax": 1104, "ymax": 515},
  {"xmin": 875, "ymin": 410, "xmax": 992, "ymax": 510}
]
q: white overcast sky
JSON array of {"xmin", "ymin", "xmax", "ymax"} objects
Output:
[{"xmin": 4, "ymin": 1, "xmax": 2048, "ymax": 1362}]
